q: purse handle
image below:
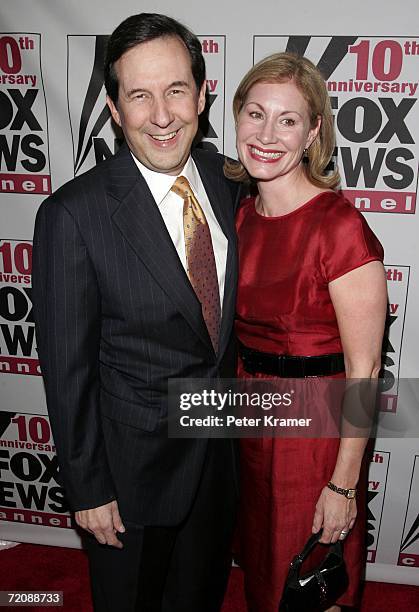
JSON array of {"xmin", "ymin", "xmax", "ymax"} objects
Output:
[{"xmin": 290, "ymin": 530, "xmax": 343, "ymax": 570}]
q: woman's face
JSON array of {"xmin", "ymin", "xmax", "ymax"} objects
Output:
[{"xmin": 236, "ymin": 79, "xmax": 320, "ymax": 183}]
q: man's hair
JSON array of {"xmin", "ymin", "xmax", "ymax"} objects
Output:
[
  {"xmin": 224, "ymin": 52, "xmax": 339, "ymax": 189},
  {"xmin": 104, "ymin": 13, "xmax": 206, "ymax": 103}
]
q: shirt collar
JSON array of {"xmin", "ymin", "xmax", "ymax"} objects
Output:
[{"xmin": 130, "ymin": 152, "xmax": 199, "ymax": 206}]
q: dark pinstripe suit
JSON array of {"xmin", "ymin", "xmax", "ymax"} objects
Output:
[
  {"xmin": 32, "ymin": 142, "xmax": 240, "ymax": 528},
  {"xmin": 33, "ymin": 143, "xmax": 241, "ymax": 610}
]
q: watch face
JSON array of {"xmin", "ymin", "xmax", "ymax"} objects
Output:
[{"xmin": 347, "ymin": 490, "xmax": 356, "ymax": 499}]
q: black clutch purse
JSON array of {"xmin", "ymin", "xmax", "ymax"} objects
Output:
[{"xmin": 278, "ymin": 530, "xmax": 349, "ymax": 611}]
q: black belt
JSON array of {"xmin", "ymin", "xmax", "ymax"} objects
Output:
[{"xmin": 238, "ymin": 343, "xmax": 345, "ymax": 378}]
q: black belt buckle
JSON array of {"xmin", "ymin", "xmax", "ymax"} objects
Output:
[
  {"xmin": 240, "ymin": 349, "xmax": 257, "ymax": 375},
  {"xmin": 279, "ymin": 355, "xmax": 304, "ymax": 378}
]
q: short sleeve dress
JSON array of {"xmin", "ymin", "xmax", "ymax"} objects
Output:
[{"xmin": 235, "ymin": 191, "xmax": 384, "ymax": 612}]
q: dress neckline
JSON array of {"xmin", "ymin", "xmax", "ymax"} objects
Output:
[{"xmin": 252, "ymin": 190, "xmax": 335, "ymax": 221}]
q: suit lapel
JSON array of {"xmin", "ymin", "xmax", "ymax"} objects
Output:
[
  {"xmin": 107, "ymin": 145, "xmax": 238, "ymax": 357},
  {"xmin": 108, "ymin": 145, "xmax": 213, "ymax": 350}
]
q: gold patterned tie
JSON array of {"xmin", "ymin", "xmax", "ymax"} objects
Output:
[{"xmin": 171, "ymin": 176, "xmax": 221, "ymax": 353}]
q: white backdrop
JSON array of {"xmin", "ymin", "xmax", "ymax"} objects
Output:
[{"xmin": 1, "ymin": 0, "xmax": 418, "ymax": 587}]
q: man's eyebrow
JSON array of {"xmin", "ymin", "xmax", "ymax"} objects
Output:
[
  {"xmin": 125, "ymin": 81, "xmax": 191, "ymax": 98},
  {"xmin": 167, "ymin": 80, "xmax": 190, "ymax": 89},
  {"xmin": 126, "ymin": 87, "xmax": 147, "ymax": 97}
]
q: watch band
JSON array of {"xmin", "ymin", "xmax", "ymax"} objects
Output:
[{"xmin": 327, "ymin": 480, "xmax": 357, "ymax": 499}]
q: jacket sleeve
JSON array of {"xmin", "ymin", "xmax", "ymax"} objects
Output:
[{"xmin": 32, "ymin": 196, "xmax": 116, "ymax": 511}]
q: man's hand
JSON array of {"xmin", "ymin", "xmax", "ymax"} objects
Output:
[{"xmin": 75, "ymin": 500, "xmax": 125, "ymax": 548}]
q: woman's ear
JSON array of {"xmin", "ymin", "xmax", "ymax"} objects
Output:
[{"xmin": 306, "ymin": 114, "xmax": 321, "ymax": 148}]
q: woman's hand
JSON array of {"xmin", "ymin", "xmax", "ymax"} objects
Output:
[{"xmin": 312, "ymin": 486, "xmax": 357, "ymax": 544}]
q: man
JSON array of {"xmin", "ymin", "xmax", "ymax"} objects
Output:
[{"xmin": 32, "ymin": 13, "xmax": 240, "ymax": 612}]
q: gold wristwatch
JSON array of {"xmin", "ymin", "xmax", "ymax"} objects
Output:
[{"xmin": 327, "ymin": 480, "xmax": 357, "ymax": 499}]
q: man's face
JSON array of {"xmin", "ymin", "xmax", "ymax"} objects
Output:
[{"xmin": 107, "ymin": 36, "xmax": 206, "ymax": 175}]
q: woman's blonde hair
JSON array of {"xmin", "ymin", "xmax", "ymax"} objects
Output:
[{"xmin": 224, "ymin": 52, "xmax": 339, "ymax": 189}]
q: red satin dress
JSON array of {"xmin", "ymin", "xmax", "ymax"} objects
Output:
[{"xmin": 235, "ymin": 191, "xmax": 384, "ymax": 611}]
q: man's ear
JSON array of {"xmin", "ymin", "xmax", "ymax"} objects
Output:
[
  {"xmin": 197, "ymin": 80, "xmax": 207, "ymax": 116},
  {"xmin": 106, "ymin": 95, "xmax": 122, "ymax": 127}
]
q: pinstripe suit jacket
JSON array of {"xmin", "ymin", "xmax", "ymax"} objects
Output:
[{"xmin": 32, "ymin": 143, "xmax": 241, "ymax": 525}]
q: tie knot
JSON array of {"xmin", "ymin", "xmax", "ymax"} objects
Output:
[{"xmin": 171, "ymin": 176, "xmax": 193, "ymax": 199}]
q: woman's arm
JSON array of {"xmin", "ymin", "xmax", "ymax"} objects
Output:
[{"xmin": 312, "ymin": 260, "xmax": 388, "ymax": 543}]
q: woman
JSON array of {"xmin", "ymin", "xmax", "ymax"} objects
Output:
[{"xmin": 225, "ymin": 53, "xmax": 387, "ymax": 611}]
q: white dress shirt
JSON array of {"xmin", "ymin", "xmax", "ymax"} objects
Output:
[{"xmin": 131, "ymin": 153, "xmax": 228, "ymax": 310}]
